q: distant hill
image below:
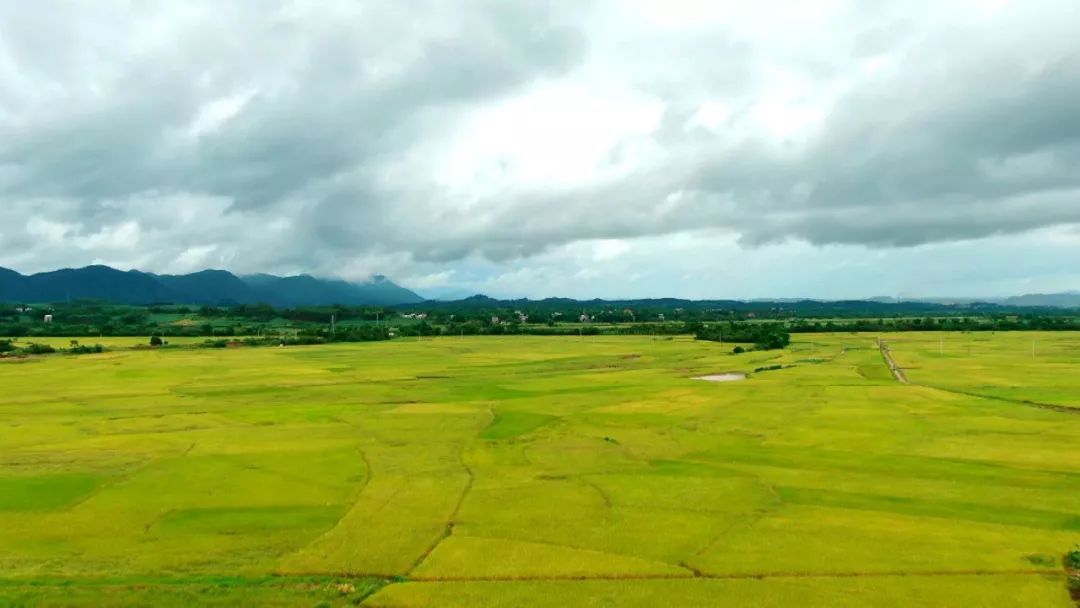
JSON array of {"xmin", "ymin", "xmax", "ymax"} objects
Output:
[
  {"xmin": 155, "ymin": 270, "xmax": 258, "ymax": 305},
  {"xmin": 1000, "ymin": 292, "xmax": 1080, "ymax": 308},
  {"xmin": 0, "ymin": 265, "xmax": 175, "ymax": 304},
  {"xmin": 239, "ymin": 274, "xmax": 425, "ymax": 307},
  {"xmin": 0, "ymin": 266, "xmax": 424, "ymax": 307},
  {"xmin": 405, "ymin": 294, "xmax": 1080, "ymax": 315},
  {"xmin": 1, "ymin": 265, "xmax": 1077, "ymax": 310},
  {"xmin": 419, "ymin": 286, "xmax": 478, "ymax": 301}
]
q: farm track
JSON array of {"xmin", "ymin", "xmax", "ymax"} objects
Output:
[
  {"xmin": 5, "ymin": 568, "xmax": 1064, "ymax": 590},
  {"xmin": 880, "ymin": 341, "xmax": 1079, "ymax": 415},
  {"xmin": 401, "ymin": 568, "xmax": 1061, "ymax": 582},
  {"xmin": 405, "ymin": 408, "xmax": 490, "ymax": 575},
  {"xmin": 692, "ymin": 490, "xmax": 783, "ymax": 559},
  {"xmin": 878, "ymin": 340, "xmax": 908, "ymax": 384},
  {"xmin": 274, "ymin": 441, "xmax": 378, "ymax": 572},
  {"xmin": 921, "ymin": 384, "xmax": 1080, "ymax": 416},
  {"xmin": 873, "ymin": 338, "xmax": 1079, "ymax": 604},
  {"xmin": 404, "ymin": 462, "xmax": 474, "ymax": 575}
]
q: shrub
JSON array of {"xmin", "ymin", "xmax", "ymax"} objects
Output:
[
  {"xmin": 755, "ymin": 331, "xmax": 791, "ymax": 351},
  {"xmin": 1024, "ymin": 554, "xmax": 1057, "ymax": 567},
  {"xmin": 697, "ymin": 322, "xmax": 790, "ymax": 351},
  {"xmin": 732, "ymin": 346, "xmax": 745, "ymax": 354},
  {"xmin": 69, "ymin": 344, "xmax": 105, "ymax": 355},
  {"xmin": 21, "ymin": 343, "xmax": 55, "ymax": 355},
  {"xmin": 149, "ymin": 335, "xmax": 163, "ymax": 347},
  {"xmin": 0, "ymin": 339, "xmax": 14, "ymax": 353},
  {"xmin": 1067, "ymin": 545, "xmax": 1080, "ymax": 569}
]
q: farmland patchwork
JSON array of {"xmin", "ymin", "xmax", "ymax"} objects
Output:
[{"xmin": 1, "ymin": 334, "xmax": 1077, "ymax": 606}]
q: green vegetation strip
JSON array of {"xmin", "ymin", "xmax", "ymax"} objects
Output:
[{"xmin": 0, "ymin": 576, "xmax": 389, "ymax": 608}]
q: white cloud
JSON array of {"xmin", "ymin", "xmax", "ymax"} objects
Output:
[
  {"xmin": 184, "ymin": 90, "xmax": 256, "ymax": 139},
  {"xmin": 591, "ymin": 239, "xmax": 631, "ymax": 261},
  {"xmin": 170, "ymin": 244, "xmax": 219, "ymax": 273},
  {"xmin": 80, "ymin": 220, "xmax": 140, "ymax": 251},
  {"xmin": 404, "ymin": 270, "xmax": 457, "ymax": 289},
  {"xmin": 1, "ymin": 0, "xmax": 1079, "ymax": 298},
  {"xmin": 25, "ymin": 217, "xmax": 77, "ymax": 243},
  {"xmin": 430, "ymin": 83, "xmax": 664, "ymax": 195}
]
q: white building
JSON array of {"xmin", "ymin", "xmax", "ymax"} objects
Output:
[{"xmin": 43, "ymin": 314, "xmax": 53, "ymax": 324}]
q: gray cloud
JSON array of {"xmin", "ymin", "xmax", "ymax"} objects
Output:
[
  {"xmin": 1, "ymin": 0, "xmax": 1079, "ymax": 282},
  {"xmin": 1, "ymin": 1, "xmax": 584, "ymax": 202}
]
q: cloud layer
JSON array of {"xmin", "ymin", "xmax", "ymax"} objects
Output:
[{"xmin": 2, "ymin": 0, "xmax": 1079, "ymax": 296}]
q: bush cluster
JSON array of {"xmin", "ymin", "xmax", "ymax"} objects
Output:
[
  {"xmin": 697, "ymin": 322, "xmax": 791, "ymax": 351},
  {"xmin": 1067, "ymin": 545, "xmax": 1080, "ymax": 570},
  {"xmin": 21, "ymin": 343, "xmax": 55, "ymax": 355}
]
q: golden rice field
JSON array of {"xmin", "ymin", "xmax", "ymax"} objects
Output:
[{"xmin": 1, "ymin": 333, "xmax": 1078, "ymax": 606}]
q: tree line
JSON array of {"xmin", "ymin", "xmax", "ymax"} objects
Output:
[
  {"xmin": 693, "ymin": 322, "xmax": 791, "ymax": 351},
  {"xmin": 2, "ymin": 300, "xmax": 1078, "ymax": 341}
]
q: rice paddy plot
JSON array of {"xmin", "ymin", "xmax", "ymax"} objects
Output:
[{"xmin": 1, "ymin": 334, "xmax": 1077, "ymax": 606}]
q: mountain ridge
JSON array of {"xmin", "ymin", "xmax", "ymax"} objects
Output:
[
  {"xmin": 1, "ymin": 265, "xmax": 1078, "ymax": 309},
  {"xmin": 0, "ymin": 266, "xmax": 424, "ymax": 307}
]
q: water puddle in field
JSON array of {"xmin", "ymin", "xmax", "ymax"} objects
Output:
[{"xmin": 692, "ymin": 373, "xmax": 746, "ymax": 382}]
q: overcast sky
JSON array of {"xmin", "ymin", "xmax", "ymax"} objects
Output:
[{"xmin": 2, "ymin": 1, "xmax": 1080, "ymax": 299}]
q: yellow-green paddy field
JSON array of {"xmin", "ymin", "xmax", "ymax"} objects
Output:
[{"xmin": 1, "ymin": 332, "xmax": 1078, "ymax": 606}]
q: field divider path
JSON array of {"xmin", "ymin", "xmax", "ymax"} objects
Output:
[
  {"xmin": 273, "ymin": 433, "xmax": 395, "ymax": 575},
  {"xmin": 692, "ymin": 482, "xmax": 784, "ymax": 559},
  {"xmin": 878, "ymin": 339, "xmax": 908, "ymax": 384},
  {"xmin": 405, "ymin": 407, "xmax": 491, "ymax": 575},
  {"xmin": 4, "ymin": 568, "xmax": 1063, "ymax": 591},
  {"xmin": 404, "ymin": 461, "xmax": 474, "ymax": 575},
  {"xmin": 401, "ymin": 567, "xmax": 1061, "ymax": 583},
  {"xmin": 921, "ymin": 383, "xmax": 1080, "ymax": 416},
  {"xmin": 880, "ymin": 340, "xmax": 1079, "ymax": 415}
]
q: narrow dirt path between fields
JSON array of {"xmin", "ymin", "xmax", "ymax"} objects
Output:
[
  {"xmin": 405, "ymin": 460, "xmax": 475, "ymax": 575},
  {"xmin": 405, "ymin": 408, "xmax": 492, "ymax": 575},
  {"xmin": 878, "ymin": 340, "xmax": 908, "ymax": 384},
  {"xmin": 923, "ymin": 383, "xmax": 1080, "ymax": 416},
  {"xmin": 874, "ymin": 339, "xmax": 1077, "ymax": 602},
  {"xmin": 879, "ymin": 340, "xmax": 1079, "ymax": 416},
  {"xmin": 401, "ymin": 568, "xmax": 1059, "ymax": 583}
]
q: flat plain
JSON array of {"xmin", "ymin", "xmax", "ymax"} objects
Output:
[{"xmin": 1, "ymin": 333, "xmax": 1077, "ymax": 606}]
